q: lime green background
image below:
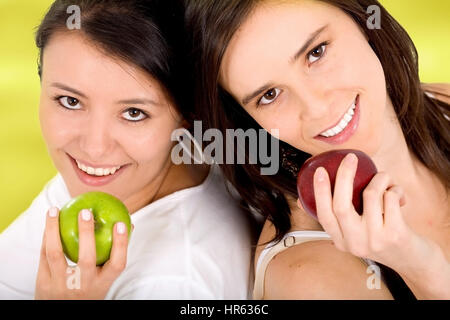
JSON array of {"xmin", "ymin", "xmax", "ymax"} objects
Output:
[{"xmin": 0, "ymin": 0, "xmax": 449, "ymax": 232}]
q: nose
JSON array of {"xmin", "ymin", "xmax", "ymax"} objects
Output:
[
  {"xmin": 295, "ymin": 86, "xmax": 332, "ymax": 121},
  {"xmin": 79, "ymin": 114, "xmax": 115, "ymax": 161}
]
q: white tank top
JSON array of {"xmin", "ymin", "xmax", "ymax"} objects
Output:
[{"xmin": 253, "ymin": 230, "xmax": 377, "ymax": 299}]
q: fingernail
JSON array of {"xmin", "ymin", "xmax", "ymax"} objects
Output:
[
  {"xmin": 345, "ymin": 153, "xmax": 357, "ymax": 166},
  {"xmin": 117, "ymin": 222, "xmax": 126, "ymax": 235},
  {"xmin": 425, "ymin": 92, "xmax": 435, "ymax": 99},
  {"xmin": 49, "ymin": 207, "xmax": 58, "ymax": 218},
  {"xmin": 81, "ymin": 209, "xmax": 91, "ymax": 221},
  {"xmin": 315, "ymin": 167, "xmax": 326, "ymax": 182}
]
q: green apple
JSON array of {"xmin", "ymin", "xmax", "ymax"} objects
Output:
[{"xmin": 59, "ymin": 191, "xmax": 132, "ymax": 266}]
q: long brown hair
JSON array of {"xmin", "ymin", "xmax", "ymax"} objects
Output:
[
  {"xmin": 185, "ymin": 0, "xmax": 450, "ymax": 243},
  {"xmin": 36, "ymin": 0, "xmax": 194, "ymax": 122}
]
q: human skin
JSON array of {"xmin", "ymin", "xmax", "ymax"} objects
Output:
[
  {"xmin": 220, "ymin": 0, "xmax": 450, "ymax": 299},
  {"xmin": 35, "ymin": 32, "xmax": 208, "ymax": 299},
  {"xmin": 39, "ymin": 32, "xmax": 190, "ymax": 214}
]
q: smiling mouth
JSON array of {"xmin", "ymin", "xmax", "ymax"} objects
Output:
[
  {"xmin": 75, "ymin": 160, "xmax": 122, "ymax": 177},
  {"xmin": 67, "ymin": 153, "xmax": 126, "ymax": 177},
  {"xmin": 66, "ymin": 153, "xmax": 130, "ymax": 187},
  {"xmin": 317, "ymin": 95, "xmax": 358, "ymax": 138}
]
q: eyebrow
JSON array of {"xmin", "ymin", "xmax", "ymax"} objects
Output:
[
  {"xmin": 51, "ymin": 82, "xmax": 87, "ymax": 99},
  {"xmin": 116, "ymin": 98, "xmax": 160, "ymax": 106},
  {"xmin": 241, "ymin": 24, "xmax": 329, "ymax": 106},
  {"xmin": 290, "ymin": 24, "xmax": 329, "ymax": 64},
  {"xmin": 242, "ymin": 83, "xmax": 274, "ymax": 106},
  {"xmin": 51, "ymin": 82, "xmax": 160, "ymax": 106}
]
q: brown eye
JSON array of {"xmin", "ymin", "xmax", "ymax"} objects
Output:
[
  {"xmin": 68, "ymin": 97, "xmax": 79, "ymax": 106},
  {"xmin": 308, "ymin": 43, "xmax": 327, "ymax": 63},
  {"xmin": 311, "ymin": 47, "xmax": 323, "ymax": 58},
  {"xmin": 259, "ymin": 88, "xmax": 281, "ymax": 106},
  {"xmin": 128, "ymin": 109, "xmax": 140, "ymax": 118},
  {"xmin": 264, "ymin": 89, "xmax": 277, "ymax": 100},
  {"xmin": 122, "ymin": 108, "xmax": 148, "ymax": 122},
  {"xmin": 59, "ymin": 96, "xmax": 81, "ymax": 109}
]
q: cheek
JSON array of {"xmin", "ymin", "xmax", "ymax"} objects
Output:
[
  {"xmin": 39, "ymin": 102, "xmax": 78, "ymax": 149},
  {"xmin": 119, "ymin": 118, "xmax": 179, "ymax": 166},
  {"xmin": 332, "ymin": 39, "xmax": 387, "ymax": 119}
]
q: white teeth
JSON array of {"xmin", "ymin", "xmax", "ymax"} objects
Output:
[
  {"xmin": 75, "ymin": 160, "xmax": 121, "ymax": 177},
  {"xmin": 320, "ymin": 100, "xmax": 356, "ymax": 138},
  {"xmin": 343, "ymin": 113, "xmax": 353, "ymax": 122}
]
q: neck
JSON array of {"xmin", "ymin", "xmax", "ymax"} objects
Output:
[
  {"xmin": 371, "ymin": 103, "xmax": 448, "ymax": 221},
  {"xmin": 124, "ymin": 160, "xmax": 211, "ymax": 215},
  {"xmin": 371, "ymin": 106, "xmax": 420, "ymax": 187}
]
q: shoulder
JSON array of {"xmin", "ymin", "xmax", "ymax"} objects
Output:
[
  {"xmin": 256, "ymin": 200, "xmax": 393, "ymax": 299},
  {"xmin": 264, "ymin": 239, "xmax": 394, "ymax": 299}
]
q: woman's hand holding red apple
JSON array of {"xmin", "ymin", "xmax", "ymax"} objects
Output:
[
  {"xmin": 299, "ymin": 152, "xmax": 450, "ymax": 298},
  {"xmin": 35, "ymin": 207, "xmax": 130, "ymax": 300}
]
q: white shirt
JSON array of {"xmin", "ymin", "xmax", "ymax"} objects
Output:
[{"xmin": 0, "ymin": 165, "xmax": 256, "ymax": 299}]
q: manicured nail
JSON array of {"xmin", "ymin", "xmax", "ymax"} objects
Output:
[
  {"xmin": 425, "ymin": 92, "xmax": 435, "ymax": 99},
  {"xmin": 49, "ymin": 207, "xmax": 58, "ymax": 218},
  {"xmin": 117, "ymin": 222, "xmax": 126, "ymax": 235},
  {"xmin": 315, "ymin": 167, "xmax": 326, "ymax": 182},
  {"xmin": 81, "ymin": 209, "xmax": 91, "ymax": 221},
  {"xmin": 345, "ymin": 153, "xmax": 357, "ymax": 166}
]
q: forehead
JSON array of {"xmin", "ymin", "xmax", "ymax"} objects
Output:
[
  {"xmin": 42, "ymin": 31, "xmax": 162, "ymax": 96},
  {"xmin": 220, "ymin": 0, "xmax": 345, "ymax": 94}
]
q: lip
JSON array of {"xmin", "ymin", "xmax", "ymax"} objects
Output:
[
  {"xmin": 314, "ymin": 95, "xmax": 360, "ymax": 146},
  {"xmin": 67, "ymin": 153, "xmax": 129, "ymax": 187}
]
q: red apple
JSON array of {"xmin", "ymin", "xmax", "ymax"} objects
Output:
[{"xmin": 297, "ymin": 149, "xmax": 377, "ymax": 220}]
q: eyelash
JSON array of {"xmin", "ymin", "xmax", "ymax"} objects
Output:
[
  {"xmin": 53, "ymin": 95, "xmax": 150, "ymax": 123},
  {"xmin": 307, "ymin": 41, "xmax": 329, "ymax": 65},
  {"xmin": 54, "ymin": 95, "xmax": 81, "ymax": 111},
  {"xmin": 255, "ymin": 41, "xmax": 330, "ymax": 107},
  {"xmin": 122, "ymin": 108, "xmax": 150, "ymax": 123}
]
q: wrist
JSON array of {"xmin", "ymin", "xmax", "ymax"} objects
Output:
[{"xmin": 398, "ymin": 236, "xmax": 450, "ymax": 299}]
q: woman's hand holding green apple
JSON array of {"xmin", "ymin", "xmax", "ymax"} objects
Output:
[{"xmin": 35, "ymin": 205, "xmax": 132, "ymax": 300}]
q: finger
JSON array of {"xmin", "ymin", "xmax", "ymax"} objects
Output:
[
  {"xmin": 332, "ymin": 153, "xmax": 362, "ymax": 233},
  {"xmin": 421, "ymin": 83, "xmax": 450, "ymax": 97},
  {"xmin": 383, "ymin": 186, "xmax": 406, "ymax": 227},
  {"xmin": 36, "ymin": 225, "xmax": 51, "ymax": 285},
  {"xmin": 77, "ymin": 209, "xmax": 97, "ymax": 274},
  {"xmin": 425, "ymin": 92, "xmax": 450, "ymax": 104},
  {"xmin": 45, "ymin": 207, "xmax": 68, "ymax": 277},
  {"xmin": 314, "ymin": 167, "xmax": 344, "ymax": 244},
  {"xmin": 100, "ymin": 222, "xmax": 129, "ymax": 284},
  {"xmin": 362, "ymin": 172, "xmax": 394, "ymax": 232}
]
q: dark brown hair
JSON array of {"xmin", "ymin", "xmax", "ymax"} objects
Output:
[
  {"xmin": 36, "ymin": 0, "xmax": 194, "ymax": 121},
  {"xmin": 185, "ymin": 0, "xmax": 450, "ymax": 244}
]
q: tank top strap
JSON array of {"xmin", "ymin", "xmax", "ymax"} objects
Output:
[{"xmin": 253, "ymin": 231, "xmax": 333, "ymax": 300}]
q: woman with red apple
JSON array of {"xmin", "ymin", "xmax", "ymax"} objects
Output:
[
  {"xmin": 0, "ymin": 0, "xmax": 256, "ymax": 300},
  {"xmin": 186, "ymin": 0, "xmax": 450, "ymax": 299}
]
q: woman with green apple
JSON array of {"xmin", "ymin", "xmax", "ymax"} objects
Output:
[{"xmin": 0, "ymin": 0, "xmax": 256, "ymax": 299}]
